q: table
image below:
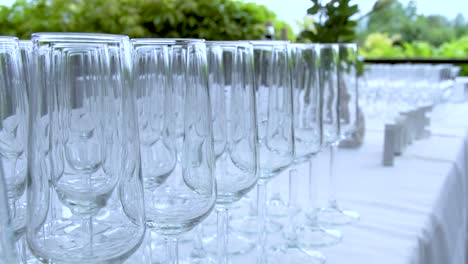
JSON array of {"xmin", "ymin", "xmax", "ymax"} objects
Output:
[
  {"xmin": 231, "ymin": 102, "xmax": 468, "ymax": 264},
  {"xmin": 110, "ymin": 102, "xmax": 468, "ymax": 264}
]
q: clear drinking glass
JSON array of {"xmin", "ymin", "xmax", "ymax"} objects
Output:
[
  {"xmin": 205, "ymin": 41, "xmax": 258, "ymax": 264},
  {"xmin": 274, "ymin": 43, "xmax": 339, "ymax": 258},
  {"xmin": 318, "ymin": 43, "xmax": 360, "ymax": 226},
  {"xmin": 131, "ymin": 38, "xmax": 216, "ymax": 264},
  {"xmin": 27, "ymin": 33, "xmax": 146, "ymax": 263},
  {"xmin": 251, "ymin": 40, "xmax": 294, "ymax": 264},
  {"xmin": 0, "ymin": 36, "xmax": 28, "ymax": 242}
]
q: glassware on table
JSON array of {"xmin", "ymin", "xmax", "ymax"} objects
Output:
[
  {"xmin": 269, "ymin": 169, "xmax": 326, "ymax": 264},
  {"xmin": 250, "ymin": 40, "xmax": 294, "ymax": 264},
  {"xmin": 205, "ymin": 41, "xmax": 258, "ymax": 263},
  {"xmin": 285, "ymin": 43, "xmax": 342, "ymax": 251},
  {"xmin": 27, "ymin": 33, "xmax": 146, "ymax": 263},
  {"xmin": 132, "ymin": 38, "xmax": 216, "ymax": 264},
  {"xmin": 317, "ymin": 43, "xmax": 360, "ymax": 226},
  {"xmin": 0, "ymin": 37, "xmax": 29, "ymax": 261},
  {"xmin": 132, "ymin": 38, "xmax": 179, "ymax": 263}
]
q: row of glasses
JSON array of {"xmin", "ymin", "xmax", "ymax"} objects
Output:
[
  {"xmin": 0, "ymin": 34, "xmax": 361, "ymax": 263},
  {"xmin": 360, "ymin": 63, "xmax": 451, "ymax": 127}
]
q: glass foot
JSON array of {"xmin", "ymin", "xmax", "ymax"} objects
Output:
[
  {"xmin": 268, "ymin": 245, "xmax": 326, "ymax": 264},
  {"xmin": 230, "ymin": 216, "xmax": 283, "ymax": 235},
  {"xmin": 296, "ymin": 225, "xmax": 342, "ymax": 248},
  {"xmin": 179, "ymin": 255, "xmax": 215, "ymax": 264},
  {"xmin": 318, "ymin": 207, "xmax": 360, "ymax": 226},
  {"xmin": 203, "ymin": 230, "xmax": 255, "ymax": 256},
  {"xmin": 267, "ymin": 193, "xmax": 289, "ymax": 217}
]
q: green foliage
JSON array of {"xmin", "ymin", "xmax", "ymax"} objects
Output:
[
  {"xmin": 358, "ymin": 0, "xmax": 468, "ymax": 47},
  {"xmin": 359, "ymin": 32, "xmax": 404, "ymax": 58},
  {"xmin": 298, "ymin": 0, "xmax": 359, "ymax": 43},
  {"xmin": 0, "ymin": 0, "xmax": 293, "ymax": 41},
  {"xmin": 359, "ymin": 33, "xmax": 468, "ymax": 76}
]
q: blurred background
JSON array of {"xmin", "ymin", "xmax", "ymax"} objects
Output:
[{"xmin": 0, "ymin": 0, "xmax": 466, "ymax": 74}]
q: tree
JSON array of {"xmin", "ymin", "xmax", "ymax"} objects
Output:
[
  {"xmin": 297, "ymin": 0, "xmax": 359, "ymax": 43},
  {"xmin": 366, "ymin": 0, "xmax": 407, "ymax": 36},
  {"xmin": 454, "ymin": 13, "xmax": 468, "ymax": 38},
  {"xmin": 358, "ymin": 0, "xmax": 466, "ymax": 47},
  {"xmin": 0, "ymin": 0, "xmax": 294, "ymax": 40}
]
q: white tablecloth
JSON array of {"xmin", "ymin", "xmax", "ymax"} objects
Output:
[
  {"xmin": 124, "ymin": 102, "xmax": 468, "ymax": 264},
  {"xmin": 231, "ymin": 102, "xmax": 468, "ymax": 264}
]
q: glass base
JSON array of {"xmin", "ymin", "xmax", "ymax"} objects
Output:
[
  {"xmin": 230, "ymin": 216, "xmax": 283, "ymax": 235},
  {"xmin": 268, "ymin": 245, "xmax": 326, "ymax": 264},
  {"xmin": 296, "ymin": 225, "xmax": 342, "ymax": 248},
  {"xmin": 179, "ymin": 254, "xmax": 215, "ymax": 264},
  {"xmin": 203, "ymin": 230, "xmax": 255, "ymax": 256},
  {"xmin": 318, "ymin": 207, "xmax": 360, "ymax": 226},
  {"xmin": 267, "ymin": 193, "xmax": 289, "ymax": 217}
]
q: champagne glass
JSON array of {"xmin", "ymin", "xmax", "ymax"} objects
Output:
[
  {"xmin": 268, "ymin": 43, "xmax": 332, "ymax": 263},
  {"xmin": 0, "ymin": 37, "xmax": 28, "ymax": 255},
  {"xmin": 131, "ymin": 38, "xmax": 178, "ymax": 263},
  {"xmin": 250, "ymin": 40, "xmax": 294, "ymax": 264},
  {"xmin": 27, "ymin": 33, "xmax": 146, "ymax": 263},
  {"xmin": 318, "ymin": 43, "xmax": 360, "ymax": 226},
  {"xmin": 205, "ymin": 41, "xmax": 258, "ymax": 263},
  {"xmin": 132, "ymin": 38, "xmax": 216, "ymax": 264},
  {"xmin": 296, "ymin": 44, "xmax": 342, "ymax": 249}
]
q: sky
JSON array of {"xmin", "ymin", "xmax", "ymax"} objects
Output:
[{"xmin": 246, "ymin": 0, "xmax": 467, "ymax": 32}]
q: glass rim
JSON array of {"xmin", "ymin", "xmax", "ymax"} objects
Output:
[
  {"xmin": 337, "ymin": 43, "xmax": 358, "ymax": 49},
  {"xmin": 248, "ymin": 40, "xmax": 290, "ymax": 46},
  {"xmin": 290, "ymin": 43, "xmax": 319, "ymax": 49},
  {"xmin": 205, "ymin": 40, "xmax": 251, "ymax": 48},
  {"xmin": 0, "ymin": 36, "xmax": 19, "ymax": 43},
  {"xmin": 131, "ymin": 38, "xmax": 205, "ymax": 45},
  {"xmin": 31, "ymin": 32, "xmax": 129, "ymax": 43}
]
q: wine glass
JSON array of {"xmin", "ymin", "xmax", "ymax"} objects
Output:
[
  {"xmin": 27, "ymin": 33, "xmax": 146, "ymax": 263},
  {"xmin": 131, "ymin": 38, "xmax": 216, "ymax": 264},
  {"xmin": 204, "ymin": 41, "xmax": 258, "ymax": 263},
  {"xmin": 0, "ymin": 37, "xmax": 28, "ymax": 255},
  {"xmin": 295, "ymin": 44, "xmax": 343, "ymax": 249},
  {"xmin": 131, "ymin": 38, "xmax": 179, "ymax": 263},
  {"xmin": 249, "ymin": 40, "xmax": 294, "ymax": 264},
  {"xmin": 317, "ymin": 43, "xmax": 360, "ymax": 226},
  {"xmin": 268, "ymin": 43, "xmax": 333, "ymax": 263}
]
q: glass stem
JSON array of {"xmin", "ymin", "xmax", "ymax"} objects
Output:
[
  {"xmin": 308, "ymin": 158, "xmax": 318, "ymax": 226},
  {"xmin": 144, "ymin": 230, "xmax": 153, "ymax": 263},
  {"xmin": 190, "ymin": 223, "xmax": 206, "ymax": 259},
  {"xmin": 86, "ymin": 216, "xmax": 94, "ymax": 255},
  {"xmin": 15, "ymin": 236, "xmax": 27, "ymax": 263},
  {"xmin": 256, "ymin": 181, "xmax": 267, "ymax": 264},
  {"xmin": 164, "ymin": 236, "xmax": 179, "ymax": 264},
  {"xmin": 216, "ymin": 206, "xmax": 229, "ymax": 264},
  {"xmin": 285, "ymin": 169, "xmax": 298, "ymax": 246},
  {"xmin": 328, "ymin": 144, "xmax": 337, "ymax": 209},
  {"xmin": 85, "ymin": 173, "xmax": 94, "ymax": 255}
]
